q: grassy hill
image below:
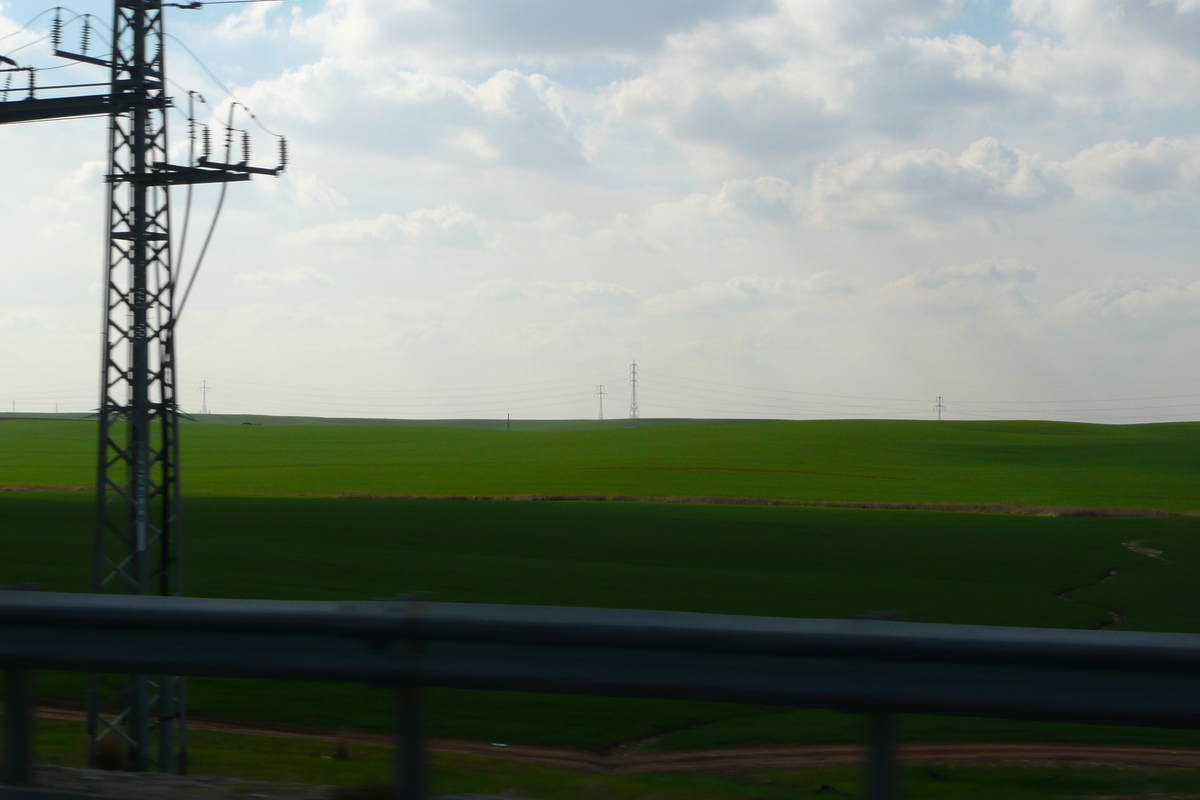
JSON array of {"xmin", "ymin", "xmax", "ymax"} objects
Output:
[{"xmin": 1, "ymin": 417, "xmax": 1198, "ymax": 511}]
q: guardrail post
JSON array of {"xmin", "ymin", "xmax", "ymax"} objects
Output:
[
  {"xmin": 865, "ymin": 713, "xmax": 896, "ymax": 800},
  {"xmin": 5, "ymin": 668, "xmax": 33, "ymax": 786},
  {"xmin": 396, "ymin": 686, "xmax": 427, "ymax": 800}
]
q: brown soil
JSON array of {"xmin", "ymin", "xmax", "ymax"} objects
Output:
[
  {"xmin": 1123, "ymin": 540, "xmax": 1166, "ymax": 560},
  {"xmin": 36, "ymin": 709, "xmax": 1200, "ymax": 773},
  {"xmin": 2, "ymin": 483, "xmax": 1193, "ymax": 517},
  {"xmin": 333, "ymin": 493, "xmax": 1194, "ymax": 518},
  {"xmin": 0, "ymin": 484, "xmax": 88, "ymax": 492}
]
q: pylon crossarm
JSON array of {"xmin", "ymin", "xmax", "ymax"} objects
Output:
[
  {"xmin": 0, "ymin": 93, "xmax": 111, "ymax": 124},
  {"xmin": 52, "ymin": 50, "xmax": 112, "ymax": 68}
]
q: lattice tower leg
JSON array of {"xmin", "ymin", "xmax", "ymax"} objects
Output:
[{"xmin": 88, "ymin": 0, "xmax": 186, "ymax": 774}]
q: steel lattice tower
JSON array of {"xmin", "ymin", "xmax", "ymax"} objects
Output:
[
  {"xmin": 91, "ymin": 0, "xmax": 184, "ymax": 771},
  {"xmin": 628, "ymin": 360, "xmax": 639, "ymax": 421},
  {"xmin": 1, "ymin": 0, "xmax": 283, "ymax": 772}
]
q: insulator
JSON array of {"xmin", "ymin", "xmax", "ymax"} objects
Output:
[
  {"xmin": 3, "ymin": 72, "xmax": 11, "ymax": 101},
  {"xmin": 241, "ymin": 130, "xmax": 250, "ymax": 164},
  {"xmin": 202, "ymin": 125, "xmax": 211, "ymax": 161},
  {"xmin": 26, "ymin": 68, "xmax": 35, "ymax": 100},
  {"xmin": 224, "ymin": 124, "xmax": 232, "ymax": 157},
  {"xmin": 51, "ymin": 9, "xmax": 62, "ymax": 50},
  {"xmin": 278, "ymin": 137, "xmax": 288, "ymax": 170},
  {"xmin": 81, "ymin": 17, "xmax": 91, "ymax": 55}
]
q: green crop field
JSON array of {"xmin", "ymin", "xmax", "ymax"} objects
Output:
[
  {"xmin": 2, "ymin": 416, "xmax": 1199, "ymax": 511},
  {"xmin": 3, "ymin": 455, "xmax": 1200, "ymax": 751}
]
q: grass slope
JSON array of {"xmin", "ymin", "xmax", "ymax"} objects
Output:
[
  {"xmin": 4, "ymin": 493, "xmax": 1200, "ymax": 750},
  {"xmin": 1, "ymin": 417, "xmax": 1199, "ymax": 510}
]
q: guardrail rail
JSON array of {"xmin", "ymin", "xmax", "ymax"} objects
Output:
[{"xmin": 3, "ymin": 591, "xmax": 1200, "ymax": 800}]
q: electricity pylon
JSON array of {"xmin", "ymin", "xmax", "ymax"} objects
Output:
[
  {"xmin": 595, "ymin": 384, "xmax": 607, "ymax": 421},
  {"xmin": 935, "ymin": 396, "xmax": 946, "ymax": 420},
  {"xmin": 0, "ymin": 2, "xmax": 283, "ymax": 773},
  {"xmin": 628, "ymin": 360, "xmax": 639, "ymax": 422}
]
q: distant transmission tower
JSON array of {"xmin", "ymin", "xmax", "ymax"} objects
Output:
[
  {"xmin": 628, "ymin": 360, "xmax": 639, "ymax": 421},
  {"xmin": 0, "ymin": 1, "xmax": 284, "ymax": 774},
  {"xmin": 595, "ymin": 384, "xmax": 608, "ymax": 421},
  {"xmin": 198, "ymin": 381, "xmax": 212, "ymax": 414},
  {"xmin": 935, "ymin": 396, "xmax": 946, "ymax": 420}
]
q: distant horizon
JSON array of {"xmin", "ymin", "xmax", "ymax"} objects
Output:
[{"xmin": 1, "ymin": 411, "xmax": 1196, "ymax": 427}]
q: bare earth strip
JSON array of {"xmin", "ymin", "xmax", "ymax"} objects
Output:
[
  {"xmin": 36, "ymin": 709, "xmax": 1200, "ymax": 772},
  {"xmin": 3, "ymin": 484, "xmax": 1191, "ymax": 516},
  {"xmin": 0, "ymin": 484, "xmax": 89, "ymax": 492},
  {"xmin": 333, "ymin": 493, "xmax": 1193, "ymax": 518}
]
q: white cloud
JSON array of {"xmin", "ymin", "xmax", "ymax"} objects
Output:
[
  {"xmin": 891, "ymin": 260, "xmax": 1038, "ymax": 289},
  {"xmin": 649, "ymin": 273, "xmax": 856, "ymax": 312},
  {"xmin": 807, "ymin": 138, "xmax": 1067, "ymax": 225},
  {"xmin": 1064, "ymin": 137, "xmax": 1200, "ymax": 205},
  {"xmin": 471, "ymin": 280, "xmax": 638, "ymax": 308},
  {"xmin": 292, "ymin": 0, "xmax": 773, "ymax": 63},
  {"xmin": 234, "ymin": 265, "xmax": 333, "ymax": 288},
  {"xmin": 295, "ymin": 203, "xmax": 489, "ymax": 247},
  {"xmin": 238, "ymin": 62, "xmax": 584, "ymax": 169},
  {"xmin": 1057, "ymin": 279, "xmax": 1200, "ymax": 328}
]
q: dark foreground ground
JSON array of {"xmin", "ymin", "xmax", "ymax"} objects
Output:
[{"xmin": 4, "ymin": 493, "xmax": 1200, "ymax": 752}]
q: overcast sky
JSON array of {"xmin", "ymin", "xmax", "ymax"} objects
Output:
[{"xmin": 2, "ymin": 0, "xmax": 1199, "ymax": 421}]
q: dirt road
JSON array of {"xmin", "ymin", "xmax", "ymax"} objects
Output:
[{"xmin": 36, "ymin": 708, "xmax": 1200, "ymax": 773}]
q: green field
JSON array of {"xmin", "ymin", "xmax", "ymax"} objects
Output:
[
  {"xmin": 2, "ymin": 417, "xmax": 1199, "ymax": 754},
  {"xmin": 2, "ymin": 417, "xmax": 1199, "ymax": 510},
  {"xmin": 4, "ymin": 483, "xmax": 1200, "ymax": 751}
]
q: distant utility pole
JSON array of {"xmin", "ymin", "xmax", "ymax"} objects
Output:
[
  {"xmin": 935, "ymin": 396, "xmax": 946, "ymax": 420},
  {"xmin": 595, "ymin": 385, "xmax": 608, "ymax": 421},
  {"xmin": 199, "ymin": 381, "xmax": 212, "ymax": 414},
  {"xmin": 629, "ymin": 360, "xmax": 639, "ymax": 422},
  {"xmin": 506, "ymin": 413, "xmax": 511, "ymax": 431}
]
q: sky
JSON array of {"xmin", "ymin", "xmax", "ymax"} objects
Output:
[{"xmin": 2, "ymin": 0, "xmax": 1200, "ymax": 421}]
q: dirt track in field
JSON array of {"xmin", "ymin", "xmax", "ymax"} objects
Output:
[
  {"xmin": 37, "ymin": 708, "xmax": 1200, "ymax": 773},
  {"xmin": 5, "ymin": 483, "xmax": 1197, "ymax": 518}
]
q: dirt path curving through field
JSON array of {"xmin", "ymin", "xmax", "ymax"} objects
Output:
[{"xmin": 35, "ymin": 708, "xmax": 1200, "ymax": 773}]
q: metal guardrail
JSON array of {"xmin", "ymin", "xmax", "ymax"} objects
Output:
[{"xmin": 4, "ymin": 591, "xmax": 1200, "ymax": 799}]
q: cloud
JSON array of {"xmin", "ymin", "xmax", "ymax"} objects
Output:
[
  {"xmin": 238, "ymin": 63, "xmax": 583, "ymax": 169},
  {"xmin": 714, "ymin": 176, "xmax": 796, "ymax": 220},
  {"xmin": 234, "ymin": 266, "xmax": 333, "ymax": 288},
  {"xmin": 805, "ymin": 138, "xmax": 1067, "ymax": 226},
  {"xmin": 891, "ymin": 260, "xmax": 1038, "ymax": 289},
  {"xmin": 216, "ymin": 1, "xmax": 281, "ymax": 39},
  {"xmin": 287, "ymin": 170, "xmax": 348, "ymax": 210},
  {"xmin": 471, "ymin": 280, "xmax": 638, "ymax": 308},
  {"xmin": 649, "ymin": 273, "xmax": 856, "ymax": 312},
  {"xmin": 293, "ymin": 0, "xmax": 773, "ymax": 63},
  {"xmin": 1063, "ymin": 136, "xmax": 1200, "ymax": 205},
  {"xmin": 1057, "ymin": 279, "xmax": 1200, "ymax": 329},
  {"xmin": 295, "ymin": 203, "xmax": 489, "ymax": 247}
]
